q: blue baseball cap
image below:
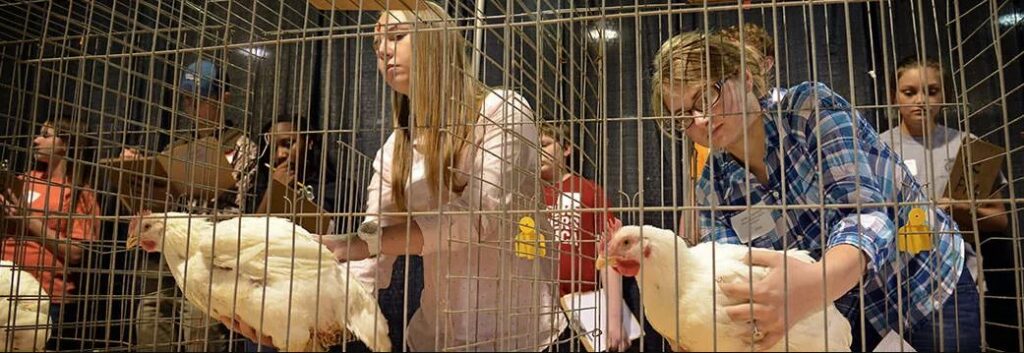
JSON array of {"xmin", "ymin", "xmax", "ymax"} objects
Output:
[{"xmin": 179, "ymin": 59, "xmax": 229, "ymax": 98}]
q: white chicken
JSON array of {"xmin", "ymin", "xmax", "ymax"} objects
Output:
[
  {"xmin": 596, "ymin": 225, "xmax": 852, "ymax": 352},
  {"xmin": 0, "ymin": 260, "xmax": 50, "ymax": 352},
  {"xmin": 127, "ymin": 212, "xmax": 390, "ymax": 352}
]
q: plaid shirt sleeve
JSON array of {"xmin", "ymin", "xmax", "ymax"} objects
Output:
[{"xmin": 803, "ymin": 90, "xmax": 895, "ymax": 278}]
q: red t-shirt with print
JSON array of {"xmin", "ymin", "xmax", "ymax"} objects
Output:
[{"xmin": 544, "ymin": 175, "xmax": 616, "ymax": 296}]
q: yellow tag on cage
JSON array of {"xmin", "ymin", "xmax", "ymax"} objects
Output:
[
  {"xmin": 515, "ymin": 216, "xmax": 546, "ymax": 260},
  {"xmin": 897, "ymin": 208, "xmax": 933, "ymax": 254}
]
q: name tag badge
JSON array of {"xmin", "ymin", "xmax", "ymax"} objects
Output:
[
  {"xmin": 904, "ymin": 159, "xmax": 918, "ymax": 176},
  {"xmin": 731, "ymin": 201, "xmax": 776, "ymax": 244},
  {"xmin": 25, "ymin": 190, "xmax": 41, "ymax": 205}
]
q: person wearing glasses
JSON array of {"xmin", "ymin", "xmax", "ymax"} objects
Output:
[{"xmin": 651, "ymin": 31, "xmax": 978, "ymax": 351}]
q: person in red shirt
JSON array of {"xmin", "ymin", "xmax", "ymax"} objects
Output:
[
  {"xmin": 540, "ymin": 123, "xmax": 630, "ymax": 352},
  {"xmin": 1, "ymin": 115, "xmax": 99, "ymax": 342}
]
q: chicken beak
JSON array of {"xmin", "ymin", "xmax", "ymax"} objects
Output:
[
  {"xmin": 126, "ymin": 231, "xmax": 139, "ymax": 249},
  {"xmin": 595, "ymin": 256, "xmax": 619, "ymax": 270},
  {"xmin": 126, "ymin": 210, "xmax": 152, "ymax": 249}
]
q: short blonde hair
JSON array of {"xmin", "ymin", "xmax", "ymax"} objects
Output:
[
  {"xmin": 719, "ymin": 23, "xmax": 775, "ymax": 58},
  {"xmin": 650, "ymin": 31, "xmax": 767, "ymax": 136}
]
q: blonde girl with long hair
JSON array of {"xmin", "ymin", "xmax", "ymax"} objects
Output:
[{"xmin": 316, "ymin": 2, "xmax": 564, "ymax": 351}]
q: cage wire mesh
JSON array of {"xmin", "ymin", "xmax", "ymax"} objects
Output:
[{"xmin": 0, "ymin": 0, "xmax": 1022, "ymax": 352}]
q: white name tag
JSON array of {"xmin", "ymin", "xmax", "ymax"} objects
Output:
[
  {"xmin": 731, "ymin": 201, "xmax": 776, "ymax": 244},
  {"xmin": 904, "ymin": 159, "xmax": 918, "ymax": 176},
  {"xmin": 24, "ymin": 190, "xmax": 41, "ymax": 205},
  {"xmin": 874, "ymin": 330, "xmax": 916, "ymax": 352}
]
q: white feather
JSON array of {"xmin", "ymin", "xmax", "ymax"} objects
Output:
[
  {"xmin": 0, "ymin": 260, "xmax": 50, "ymax": 352},
  {"xmin": 143, "ymin": 213, "xmax": 390, "ymax": 352}
]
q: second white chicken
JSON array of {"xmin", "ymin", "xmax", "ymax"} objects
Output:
[{"xmin": 597, "ymin": 225, "xmax": 852, "ymax": 352}]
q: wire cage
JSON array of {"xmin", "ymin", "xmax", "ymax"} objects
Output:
[{"xmin": 0, "ymin": 0, "xmax": 1021, "ymax": 352}]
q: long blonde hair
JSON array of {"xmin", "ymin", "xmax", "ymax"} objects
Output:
[
  {"xmin": 383, "ymin": 2, "xmax": 488, "ymax": 211},
  {"xmin": 650, "ymin": 31, "xmax": 767, "ymax": 137}
]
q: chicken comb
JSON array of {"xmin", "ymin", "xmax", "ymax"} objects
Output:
[
  {"xmin": 598, "ymin": 217, "xmax": 623, "ymax": 255},
  {"xmin": 607, "ymin": 217, "xmax": 622, "ymax": 234},
  {"xmin": 135, "ymin": 209, "xmax": 152, "ymax": 224}
]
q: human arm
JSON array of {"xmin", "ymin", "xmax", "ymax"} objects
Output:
[
  {"xmin": 719, "ymin": 86, "xmax": 887, "ymax": 349},
  {"xmin": 320, "ymin": 222, "xmax": 424, "ymax": 261},
  {"xmin": 595, "ymin": 192, "xmax": 629, "ymax": 351},
  {"xmin": 602, "ymin": 266, "xmax": 629, "ymax": 351},
  {"xmin": 320, "ymin": 134, "xmax": 423, "ymax": 261},
  {"xmin": 941, "ymin": 180, "xmax": 1008, "ymax": 236},
  {"xmin": 0, "ymin": 187, "xmax": 94, "ymax": 265}
]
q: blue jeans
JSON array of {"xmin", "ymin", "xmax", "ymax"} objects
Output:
[
  {"xmin": 46, "ymin": 304, "xmax": 62, "ymax": 350},
  {"xmin": 244, "ymin": 256, "xmax": 424, "ymax": 352},
  {"xmin": 907, "ymin": 267, "xmax": 981, "ymax": 351},
  {"xmin": 846, "ymin": 267, "xmax": 981, "ymax": 352}
]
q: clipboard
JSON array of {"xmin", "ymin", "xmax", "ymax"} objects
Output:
[
  {"xmin": 944, "ymin": 136, "xmax": 1005, "ymax": 200},
  {"xmin": 100, "ymin": 137, "xmax": 236, "ymax": 213},
  {"xmin": 560, "ymin": 289, "xmax": 642, "ymax": 352},
  {"xmin": 256, "ymin": 179, "xmax": 333, "ymax": 234},
  {"xmin": 0, "ymin": 169, "xmax": 26, "ymax": 227}
]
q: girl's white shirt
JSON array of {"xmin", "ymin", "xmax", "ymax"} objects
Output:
[{"xmin": 344, "ymin": 89, "xmax": 566, "ymax": 351}]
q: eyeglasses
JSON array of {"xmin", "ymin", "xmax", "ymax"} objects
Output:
[{"xmin": 661, "ymin": 79, "xmax": 725, "ymax": 138}]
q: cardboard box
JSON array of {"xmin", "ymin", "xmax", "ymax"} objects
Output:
[
  {"xmin": 100, "ymin": 137, "xmax": 236, "ymax": 213},
  {"xmin": 944, "ymin": 136, "xmax": 1006, "ymax": 200},
  {"xmin": 256, "ymin": 179, "xmax": 333, "ymax": 234}
]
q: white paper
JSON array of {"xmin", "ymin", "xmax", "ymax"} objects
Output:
[
  {"xmin": 24, "ymin": 190, "xmax": 40, "ymax": 205},
  {"xmin": 904, "ymin": 159, "xmax": 918, "ymax": 176},
  {"xmin": 731, "ymin": 201, "xmax": 776, "ymax": 244},
  {"xmin": 874, "ymin": 331, "xmax": 916, "ymax": 352},
  {"xmin": 560, "ymin": 289, "xmax": 642, "ymax": 352}
]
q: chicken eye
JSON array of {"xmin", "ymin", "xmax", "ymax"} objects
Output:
[
  {"xmin": 623, "ymin": 239, "xmax": 631, "ymax": 246},
  {"xmin": 143, "ymin": 224, "xmax": 152, "ymax": 231}
]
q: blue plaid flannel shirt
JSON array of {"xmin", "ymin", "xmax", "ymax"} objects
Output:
[{"xmin": 696, "ymin": 82, "xmax": 966, "ymax": 336}]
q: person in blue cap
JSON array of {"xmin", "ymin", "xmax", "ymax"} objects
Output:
[{"xmin": 132, "ymin": 58, "xmax": 258, "ymax": 352}]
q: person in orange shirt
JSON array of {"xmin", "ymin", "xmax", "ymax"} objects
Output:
[{"xmin": 1, "ymin": 115, "xmax": 99, "ymax": 346}]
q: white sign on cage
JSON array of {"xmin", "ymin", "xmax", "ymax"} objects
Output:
[{"xmin": 560, "ymin": 289, "xmax": 642, "ymax": 352}]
